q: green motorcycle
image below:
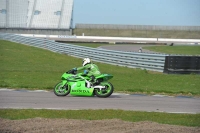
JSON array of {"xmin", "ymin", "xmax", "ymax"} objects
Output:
[{"xmin": 54, "ymin": 69, "xmax": 114, "ymax": 98}]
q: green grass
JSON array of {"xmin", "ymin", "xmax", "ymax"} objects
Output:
[
  {"xmin": 144, "ymin": 45, "xmax": 200, "ymax": 55},
  {"xmin": 0, "ymin": 40, "xmax": 200, "ymax": 96},
  {"xmin": 0, "ymin": 109, "xmax": 199, "ymax": 127}
]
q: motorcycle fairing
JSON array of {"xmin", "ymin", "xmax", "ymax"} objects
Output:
[{"xmin": 68, "ymin": 81, "xmax": 94, "ymax": 96}]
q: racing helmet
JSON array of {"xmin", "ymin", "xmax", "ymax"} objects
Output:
[{"xmin": 82, "ymin": 58, "xmax": 91, "ymax": 66}]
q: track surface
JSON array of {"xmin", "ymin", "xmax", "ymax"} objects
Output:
[
  {"xmin": 0, "ymin": 89, "xmax": 199, "ymax": 114},
  {"xmin": 98, "ymin": 45, "xmax": 160, "ymax": 53}
]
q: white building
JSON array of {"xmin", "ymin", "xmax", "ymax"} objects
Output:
[{"xmin": 0, "ymin": 0, "xmax": 73, "ymax": 29}]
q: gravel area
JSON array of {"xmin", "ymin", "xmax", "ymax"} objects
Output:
[{"xmin": 0, "ymin": 118, "xmax": 199, "ymax": 133}]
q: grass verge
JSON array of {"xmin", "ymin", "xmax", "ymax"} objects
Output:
[
  {"xmin": 0, "ymin": 109, "xmax": 199, "ymax": 127},
  {"xmin": 0, "ymin": 40, "xmax": 200, "ymax": 96}
]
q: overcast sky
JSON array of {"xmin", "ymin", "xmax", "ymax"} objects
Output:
[{"xmin": 73, "ymin": 0, "xmax": 200, "ymax": 27}]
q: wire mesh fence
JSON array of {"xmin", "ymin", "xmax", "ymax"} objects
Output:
[{"xmin": 74, "ymin": 24, "xmax": 200, "ymax": 39}]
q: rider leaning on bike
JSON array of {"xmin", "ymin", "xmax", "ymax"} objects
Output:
[{"xmin": 73, "ymin": 58, "xmax": 101, "ymax": 83}]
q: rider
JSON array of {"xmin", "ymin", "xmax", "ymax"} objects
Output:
[{"xmin": 73, "ymin": 58, "xmax": 101, "ymax": 83}]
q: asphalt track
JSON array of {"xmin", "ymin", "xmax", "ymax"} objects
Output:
[
  {"xmin": 0, "ymin": 89, "xmax": 200, "ymax": 114},
  {"xmin": 98, "ymin": 45, "xmax": 160, "ymax": 53}
]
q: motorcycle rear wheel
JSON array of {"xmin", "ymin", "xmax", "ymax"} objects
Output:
[
  {"xmin": 94, "ymin": 82, "xmax": 114, "ymax": 98},
  {"xmin": 54, "ymin": 82, "xmax": 70, "ymax": 96}
]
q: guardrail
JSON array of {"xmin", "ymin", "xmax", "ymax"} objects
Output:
[{"xmin": 0, "ymin": 32, "xmax": 168, "ymax": 72}]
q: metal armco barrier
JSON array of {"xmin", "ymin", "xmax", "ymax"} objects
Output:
[
  {"xmin": 0, "ymin": 32, "xmax": 167, "ymax": 72},
  {"xmin": 164, "ymin": 56, "xmax": 200, "ymax": 74}
]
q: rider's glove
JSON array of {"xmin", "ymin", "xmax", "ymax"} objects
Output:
[
  {"xmin": 73, "ymin": 68, "xmax": 77, "ymax": 71},
  {"xmin": 83, "ymin": 69, "xmax": 88, "ymax": 74}
]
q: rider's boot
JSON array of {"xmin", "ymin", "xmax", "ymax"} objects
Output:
[{"xmin": 89, "ymin": 75, "xmax": 95, "ymax": 87}]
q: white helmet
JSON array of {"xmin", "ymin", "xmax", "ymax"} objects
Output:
[{"xmin": 82, "ymin": 58, "xmax": 91, "ymax": 66}]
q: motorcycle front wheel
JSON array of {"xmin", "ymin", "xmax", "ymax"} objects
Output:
[
  {"xmin": 54, "ymin": 82, "xmax": 70, "ymax": 96},
  {"xmin": 94, "ymin": 82, "xmax": 114, "ymax": 98}
]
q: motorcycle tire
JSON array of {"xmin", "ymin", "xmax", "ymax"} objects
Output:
[
  {"xmin": 94, "ymin": 82, "xmax": 114, "ymax": 98},
  {"xmin": 54, "ymin": 82, "xmax": 70, "ymax": 96}
]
